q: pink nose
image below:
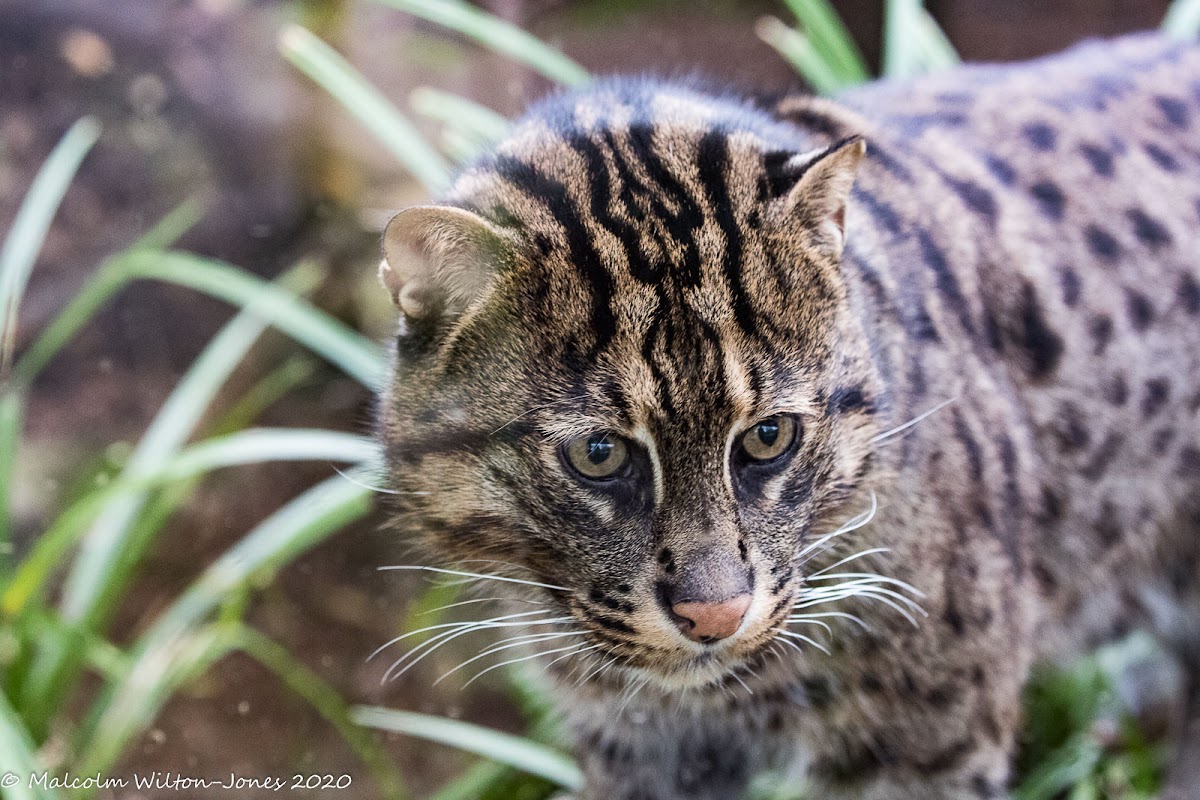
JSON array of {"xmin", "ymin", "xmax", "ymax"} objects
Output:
[{"xmin": 670, "ymin": 594, "xmax": 752, "ymax": 643}]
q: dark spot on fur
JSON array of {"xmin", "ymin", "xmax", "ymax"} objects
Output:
[
  {"xmin": 1178, "ymin": 274, "xmax": 1200, "ymax": 314},
  {"xmin": 800, "ymin": 677, "xmax": 835, "ymax": 711},
  {"xmin": 828, "ymin": 386, "xmax": 871, "ymax": 415},
  {"xmin": 1094, "ymin": 503, "xmax": 1122, "ymax": 548},
  {"xmin": 1016, "ymin": 282, "xmax": 1063, "ymax": 378},
  {"xmin": 1126, "ymin": 290, "xmax": 1155, "ymax": 331},
  {"xmin": 861, "ymin": 674, "xmax": 884, "ymax": 693},
  {"xmin": 1142, "ymin": 378, "xmax": 1171, "ymax": 418},
  {"xmin": 1030, "ymin": 180, "xmax": 1065, "ymax": 220},
  {"xmin": 1144, "ymin": 141, "xmax": 1181, "ymax": 172},
  {"xmin": 1023, "ymin": 122, "xmax": 1057, "ymax": 151},
  {"xmin": 1105, "ymin": 374, "xmax": 1129, "ymax": 406},
  {"xmin": 1081, "ymin": 432, "xmax": 1126, "ymax": 480},
  {"xmin": 1089, "ymin": 315, "xmax": 1114, "ymax": 356},
  {"xmin": 943, "ymin": 605, "xmax": 966, "ymax": 636},
  {"xmin": 1058, "ymin": 267, "xmax": 1081, "ymax": 307},
  {"xmin": 1155, "ymin": 95, "xmax": 1191, "ymax": 129},
  {"xmin": 1040, "ymin": 485, "xmax": 1065, "ymax": 522},
  {"xmin": 972, "ymin": 774, "xmax": 1001, "ymax": 798},
  {"xmin": 1153, "ymin": 428, "xmax": 1176, "ymax": 455},
  {"xmin": 1127, "ymin": 208, "xmax": 1172, "ymax": 249},
  {"xmin": 615, "ymin": 583, "xmax": 631, "ymax": 594},
  {"xmin": 1181, "ymin": 446, "xmax": 1200, "ymax": 476},
  {"xmin": 1079, "ymin": 142, "xmax": 1115, "ymax": 176},
  {"xmin": 946, "ymin": 176, "xmax": 997, "ymax": 221},
  {"xmin": 1054, "ymin": 403, "xmax": 1090, "ymax": 452},
  {"xmin": 1084, "ymin": 225, "xmax": 1121, "ymax": 261},
  {"xmin": 985, "ymin": 155, "xmax": 1016, "ymax": 185},
  {"xmin": 1032, "ymin": 561, "xmax": 1058, "ymax": 594}
]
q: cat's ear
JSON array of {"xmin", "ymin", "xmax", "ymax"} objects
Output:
[
  {"xmin": 778, "ymin": 135, "xmax": 866, "ymax": 259},
  {"xmin": 379, "ymin": 206, "xmax": 509, "ymax": 320}
]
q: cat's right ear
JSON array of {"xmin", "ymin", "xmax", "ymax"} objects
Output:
[{"xmin": 379, "ymin": 206, "xmax": 509, "ymax": 321}]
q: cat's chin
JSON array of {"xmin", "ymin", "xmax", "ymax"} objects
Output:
[{"xmin": 616, "ymin": 642, "xmax": 781, "ymax": 694}]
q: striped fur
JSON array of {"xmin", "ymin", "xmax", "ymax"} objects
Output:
[{"xmin": 377, "ymin": 36, "xmax": 1200, "ymax": 799}]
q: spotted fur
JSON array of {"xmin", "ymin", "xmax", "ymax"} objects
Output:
[{"xmin": 376, "ymin": 34, "xmax": 1200, "ymax": 799}]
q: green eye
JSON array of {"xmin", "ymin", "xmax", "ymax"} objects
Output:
[
  {"xmin": 740, "ymin": 416, "xmax": 798, "ymax": 462},
  {"xmin": 564, "ymin": 433, "xmax": 630, "ymax": 480}
]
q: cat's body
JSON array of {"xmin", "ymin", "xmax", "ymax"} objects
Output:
[{"xmin": 376, "ymin": 33, "xmax": 1200, "ymax": 799}]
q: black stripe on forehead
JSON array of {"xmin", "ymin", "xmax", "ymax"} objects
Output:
[
  {"xmin": 491, "ymin": 155, "xmax": 618, "ymax": 356},
  {"xmin": 696, "ymin": 130, "xmax": 757, "ymax": 340}
]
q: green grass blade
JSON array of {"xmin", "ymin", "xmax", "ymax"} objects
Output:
[
  {"xmin": 882, "ymin": 0, "xmax": 922, "ymax": 79},
  {"xmin": 411, "ymin": 87, "xmax": 510, "ymax": 151},
  {"xmin": 1163, "ymin": 0, "xmax": 1200, "ymax": 38},
  {"xmin": 756, "ymin": 17, "xmax": 846, "ymax": 95},
  {"xmin": 369, "ymin": 0, "xmax": 589, "ymax": 87},
  {"xmin": 119, "ymin": 250, "xmax": 382, "ymax": 388},
  {"xmin": 0, "ymin": 689, "xmax": 57, "ymax": 800},
  {"xmin": 278, "ymin": 23, "xmax": 452, "ymax": 192},
  {"xmin": 0, "ymin": 117, "xmax": 100, "ymax": 381},
  {"xmin": 354, "ymin": 705, "xmax": 584, "ymax": 791},
  {"xmin": 78, "ymin": 474, "xmax": 373, "ymax": 773},
  {"xmin": 913, "ymin": 7, "xmax": 959, "ymax": 71},
  {"xmin": 11, "ymin": 198, "xmax": 206, "ymax": 387},
  {"xmin": 17, "ymin": 264, "xmax": 326, "ymax": 728},
  {"xmin": 0, "ymin": 391, "xmax": 23, "ymax": 573},
  {"xmin": 780, "ymin": 0, "xmax": 869, "ymax": 83},
  {"xmin": 234, "ymin": 628, "xmax": 410, "ymax": 799},
  {"xmin": 4, "ymin": 429, "xmax": 375, "ymax": 618}
]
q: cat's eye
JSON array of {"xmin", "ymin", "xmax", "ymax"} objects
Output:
[
  {"xmin": 739, "ymin": 416, "xmax": 798, "ymax": 462},
  {"xmin": 563, "ymin": 433, "xmax": 631, "ymax": 480}
]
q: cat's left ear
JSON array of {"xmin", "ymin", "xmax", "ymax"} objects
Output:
[
  {"xmin": 778, "ymin": 135, "xmax": 866, "ymax": 259},
  {"xmin": 379, "ymin": 205, "xmax": 510, "ymax": 321}
]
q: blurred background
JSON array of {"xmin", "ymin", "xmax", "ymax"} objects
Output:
[{"xmin": 0, "ymin": 1, "xmax": 1186, "ymax": 798}]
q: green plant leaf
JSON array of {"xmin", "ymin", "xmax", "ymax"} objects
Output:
[
  {"xmin": 17, "ymin": 262, "xmax": 327, "ymax": 731},
  {"xmin": 354, "ymin": 705, "xmax": 584, "ymax": 791},
  {"xmin": 0, "ymin": 688, "xmax": 57, "ymax": 800},
  {"xmin": 756, "ymin": 17, "xmax": 846, "ymax": 95},
  {"xmin": 370, "ymin": 0, "xmax": 589, "ymax": 87},
  {"xmin": 0, "ymin": 117, "xmax": 100, "ymax": 381},
  {"xmin": 410, "ymin": 87, "xmax": 509, "ymax": 158},
  {"xmin": 116, "ymin": 250, "xmax": 382, "ymax": 388},
  {"xmin": 77, "ymin": 473, "xmax": 373, "ymax": 773},
  {"xmin": 278, "ymin": 23, "xmax": 452, "ymax": 192},
  {"xmin": 1163, "ymin": 0, "xmax": 1200, "ymax": 38},
  {"xmin": 780, "ymin": 0, "xmax": 869, "ymax": 84}
]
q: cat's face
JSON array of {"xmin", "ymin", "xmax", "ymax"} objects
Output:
[{"xmin": 377, "ymin": 90, "xmax": 882, "ymax": 689}]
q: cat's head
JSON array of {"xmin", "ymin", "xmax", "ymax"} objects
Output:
[{"xmin": 376, "ymin": 82, "xmax": 884, "ymax": 690}]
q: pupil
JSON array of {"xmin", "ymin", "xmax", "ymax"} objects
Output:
[
  {"xmin": 587, "ymin": 435, "xmax": 613, "ymax": 464},
  {"xmin": 756, "ymin": 421, "xmax": 780, "ymax": 447}
]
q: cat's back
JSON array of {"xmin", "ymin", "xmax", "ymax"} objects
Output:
[{"xmin": 831, "ymin": 32, "xmax": 1200, "ymax": 650}]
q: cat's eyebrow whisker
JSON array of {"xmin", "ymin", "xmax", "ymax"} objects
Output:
[
  {"xmin": 776, "ymin": 629, "xmax": 831, "ymax": 655},
  {"xmin": 378, "ymin": 565, "xmax": 570, "ymax": 593},
  {"xmin": 434, "ymin": 630, "xmax": 590, "ymax": 686},
  {"xmin": 870, "ymin": 396, "xmax": 958, "ymax": 444},
  {"xmin": 462, "ymin": 643, "xmax": 588, "ymax": 689},
  {"xmin": 331, "ymin": 465, "xmax": 417, "ymax": 495},
  {"xmin": 491, "ymin": 393, "xmax": 591, "ymax": 435}
]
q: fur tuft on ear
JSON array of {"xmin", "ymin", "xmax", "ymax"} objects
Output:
[
  {"xmin": 779, "ymin": 135, "xmax": 866, "ymax": 259},
  {"xmin": 379, "ymin": 206, "xmax": 510, "ymax": 320}
]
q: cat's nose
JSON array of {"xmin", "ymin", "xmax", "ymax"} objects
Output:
[{"xmin": 669, "ymin": 594, "xmax": 752, "ymax": 643}]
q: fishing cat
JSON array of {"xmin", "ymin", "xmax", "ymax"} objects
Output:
[{"xmin": 374, "ymin": 32, "xmax": 1200, "ymax": 799}]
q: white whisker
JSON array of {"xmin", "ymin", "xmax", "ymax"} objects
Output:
[
  {"xmin": 434, "ymin": 630, "xmax": 589, "ymax": 685},
  {"xmin": 796, "ymin": 491, "xmax": 878, "ymax": 564},
  {"xmin": 419, "ymin": 596, "xmax": 548, "ymax": 616},
  {"xmin": 368, "ymin": 608, "xmax": 551, "ymax": 661},
  {"xmin": 806, "ymin": 548, "xmax": 891, "ymax": 578},
  {"xmin": 379, "ymin": 565, "xmax": 569, "ymax": 592},
  {"xmin": 870, "ymin": 397, "xmax": 957, "ymax": 444},
  {"xmin": 777, "ymin": 629, "xmax": 831, "ymax": 655},
  {"xmin": 463, "ymin": 643, "xmax": 586, "ymax": 688}
]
